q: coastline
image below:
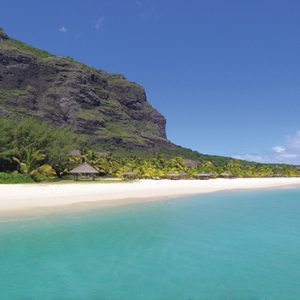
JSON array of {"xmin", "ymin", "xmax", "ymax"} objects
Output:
[{"xmin": 1, "ymin": 178, "xmax": 300, "ymax": 214}]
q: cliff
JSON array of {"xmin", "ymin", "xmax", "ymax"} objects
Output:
[{"xmin": 0, "ymin": 28, "xmax": 170, "ymax": 152}]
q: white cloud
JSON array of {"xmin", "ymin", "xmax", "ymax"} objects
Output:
[
  {"xmin": 136, "ymin": 0, "xmax": 142, "ymax": 8},
  {"xmin": 233, "ymin": 130, "xmax": 300, "ymax": 165},
  {"xmin": 272, "ymin": 131, "xmax": 300, "ymax": 164},
  {"xmin": 94, "ymin": 17, "xmax": 104, "ymax": 30},
  {"xmin": 59, "ymin": 26, "xmax": 67, "ymax": 33},
  {"xmin": 272, "ymin": 146, "xmax": 286, "ymax": 153}
]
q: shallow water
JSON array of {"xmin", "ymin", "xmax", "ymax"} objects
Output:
[{"xmin": 1, "ymin": 188, "xmax": 300, "ymax": 300}]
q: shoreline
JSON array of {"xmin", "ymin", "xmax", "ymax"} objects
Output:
[{"xmin": 1, "ymin": 178, "xmax": 300, "ymax": 215}]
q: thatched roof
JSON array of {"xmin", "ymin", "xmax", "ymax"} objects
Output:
[
  {"xmin": 166, "ymin": 173, "xmax": 181, "ymax": 177},
  {"xmin": 70, "ymin": 162, "xmax": 99, "ymax": 174},
  {"xmin": 196, "ymin": 173, "xmax": 212, "ymax": 177},
  {"xmin": 220, "ymin": 172, "xmax": 232, "ymax": 177},
  {"xmin": 123, "ymin": 171, "xmax": 138, "ymax": 176}
]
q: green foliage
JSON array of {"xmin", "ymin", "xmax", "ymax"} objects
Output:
[
  {"xmin": 1, "ymin": 38, "xmax": 53, "ymax": 59},
  {"xmin": 12, "ymin": 148, "xmax": 46, "ymax": 174},
  {"xmin": 0, "ymin": 88, "xmax": 27, "ymax": 99},
  {"xmin": 0, "ymin": 116, "xmax": 299, "ymax": 182},
  {"xmin": 0, "ymin": 172, "xmax": 34, "ymax": 184},
  {"xmin": 73, "ymin": 152, "xmax": 300, "ymax": 179},
  {"xmin": 30, "ymin": 164, "xmax": 56, "ymax": 182},
  {"xmin": 58, "ymin": 56, "xmax": 101, "ymax": 74},
  {"xmin": 77, "ymin": 110, "xmax": 96, "ymax": 120},
  {"xmin": 0, "ymin": 116, "xmax": 79, "ymax": 179},
  {"xmin": 106, "ymin": 123, "xmax": 130, "ymax": 137}
]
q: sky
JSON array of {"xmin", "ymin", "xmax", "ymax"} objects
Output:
[{"xmin": 1, "ymin": 0, "xmax": 300, "ymax": 164}]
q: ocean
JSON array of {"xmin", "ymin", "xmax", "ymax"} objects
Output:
[{"xmin": 1, "ymin": 188, "xmax": 300, "ymax": 300}]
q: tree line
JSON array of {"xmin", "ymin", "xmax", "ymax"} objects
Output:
[{"xmin": 0, "ymin": 117, "xmax": 299, "ymax": 182}]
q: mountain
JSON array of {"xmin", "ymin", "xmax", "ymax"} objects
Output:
[
  {"xmin": 0, "ymin": 28, "xmax": 168, "ymax": 145},
  {"xmin": 0, "ymin": 28, "xmax": 239, "ymax": 164}
]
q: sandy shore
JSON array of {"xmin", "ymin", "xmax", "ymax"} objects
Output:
[{"xmin": 1, "ymin": 178, "xmax": 300, "ymax": 212}]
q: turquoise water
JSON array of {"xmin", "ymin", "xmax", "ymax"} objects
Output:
[{"xmin": 1, "ymin": 189, "xmax": 300, "ymax": 300}]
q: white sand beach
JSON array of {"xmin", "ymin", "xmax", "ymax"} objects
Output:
[{"xmin": 1, "ymin": 178, "xmax": 300, "ymax": 212}]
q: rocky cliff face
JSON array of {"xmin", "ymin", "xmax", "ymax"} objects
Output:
[{"xmin": 0, "ymin": 28, "xmax": 169, "ymax": 151}]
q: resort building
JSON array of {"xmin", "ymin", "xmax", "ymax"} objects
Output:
[{"xmin": 70, "ymin": 162, "xmax": 99, "ymax": 181}]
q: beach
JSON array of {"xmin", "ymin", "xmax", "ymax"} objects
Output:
[{"xmin": 1, "ymin": 177, "xmax": 300, "ymax": 212}]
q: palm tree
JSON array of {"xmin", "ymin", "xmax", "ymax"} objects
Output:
[
  {"xmin": 95, "ymin": 156, "xmax": 120, "ymax": 176},
  {"xmin": 12, "ymin": 147, "xmax": 46, "ymax": 174}
]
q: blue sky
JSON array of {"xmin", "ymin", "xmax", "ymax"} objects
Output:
[{"xmin": 1, "ymin": 0, "xmax": 300, "ymax": 164}]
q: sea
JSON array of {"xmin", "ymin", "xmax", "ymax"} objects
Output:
[{"xmin": 1, "ymin": 188, "xmax": 300, "ymax": 300}]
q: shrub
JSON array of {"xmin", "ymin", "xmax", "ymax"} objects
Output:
[
  {"xmin": 30, "ymin": 164, "xmax": 56, "ymax": 182},
  {"xmin": 0, "ymin": 172, "xmax": 34, "ymax": 184}
]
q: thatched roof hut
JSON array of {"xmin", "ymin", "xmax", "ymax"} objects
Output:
[
  {"xmin": 70, "ymin": 162, "xmax": 99, "ymax": 180},
  {"xmin": 70, "ymin": 162, "xmax": 99, "ymax": 174},
  {"xmin": 220, "ymin": 172, "xmax": 233, "ymax": 178},
  {"xmin": 272, "ymin": 174, "xmax": 286, "ymax": 178},
  {"xmin": 123, "ymin": 171, "xmax": 139, "ymax": 179},
  {"xmin": 195, "ymin": 173, "xmax": 212, "ymax": 180},
  {"xmin": 165, "ymin": 173, "xmax": 182, "ymax": 180}
]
